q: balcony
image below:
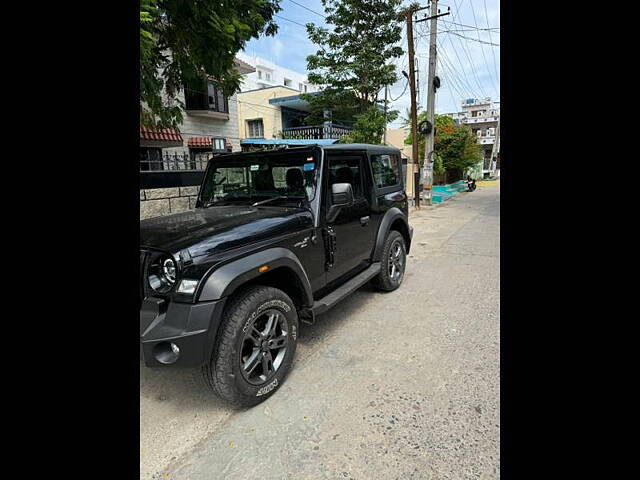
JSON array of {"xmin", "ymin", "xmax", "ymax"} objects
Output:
[
  {"xmin": 478, "ymin": 136, "xmax": 496, "ymax": 145},
  {"xmin": 184, "ymin": 83, "xmax": 230, "ymax": 119},
  {"xmin": 282, "ymin": 124, "xmax": 353, "ymax": 140},
  {"xmin": 462, "ymin": 116, "xmax": 499, "ymax": 124}
]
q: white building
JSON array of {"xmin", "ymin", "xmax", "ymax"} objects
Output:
[
  {"xmin": 444, "ymin": 97, "xmax": 500, "ymax": 178},
  {"xmin": 236, "ymin": 52, "xmax": 319, "ymax": 94}
]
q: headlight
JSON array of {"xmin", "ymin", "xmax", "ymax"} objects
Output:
[
  {"xmin": 177, "ymin": 279, "xmax": 198, "ymax": 295},
  {"xmin": 148, "ymin": 254, "xmax": 179, "ymax": 293}
]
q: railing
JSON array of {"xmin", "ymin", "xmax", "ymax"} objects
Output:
[
  {"xmin": 140, "ymin": 151, "xmax": 213, "ymax": 172},
  {"xmin": 462, "ymin": 116, "xmax": 499, "ymax": 124},
  {"xmin": 282, "ymin": 124, "xmax": 353, "ymax": 140}
]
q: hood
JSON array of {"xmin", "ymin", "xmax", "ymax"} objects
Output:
[{"xmin": 140, "ymin": 206, "xmax": 311, "ymax": 258}]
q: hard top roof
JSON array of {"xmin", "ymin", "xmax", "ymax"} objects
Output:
[
  {"xmin": 322, "ymin": 143, "xmax": 401, "ymax": 153},
  {"xmin": 211, "ymin": 144, "xmax": 401, "ymax": 158}
]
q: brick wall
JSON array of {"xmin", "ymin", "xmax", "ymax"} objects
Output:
[{"xmin": 140, "ymin": 186, "xmax": 200, "ymax": 220}]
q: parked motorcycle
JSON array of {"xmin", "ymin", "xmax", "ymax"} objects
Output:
[{"xmin": 466, "ymin": 178, "xmax": 477, "ymax": 192}]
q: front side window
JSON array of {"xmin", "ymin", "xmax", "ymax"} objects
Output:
[
  {"xmin": 199, "ymin": 151, "xmax": 319, "ymax": 207},
  {"xmin": 370, "ymin": 154, "xmax": 400, "ymax": 189}
]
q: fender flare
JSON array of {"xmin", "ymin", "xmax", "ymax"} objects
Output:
[
  {"xmin": 197, "ymin": 247, "xmax": 314, "ymax": 306},
  {"xmin": 372, "ymin": 208, "xmax": 412, "ymax": 262}
]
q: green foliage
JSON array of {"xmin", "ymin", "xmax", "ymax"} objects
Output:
[
  {"xmin": 340, "ymin": 106, "xmax": 398, "ymax": 144},
  {"xmin": 404, "ymin": 114, "xmax": 481, "ymax": 174},
  {"xmin": 140, "ymin": 0, "xmax": 282, "ymax": 128},
  {"xmin": 433, "ymin": 152, "xmax": 445, "ymax": 176},
  {"xmin": 303, "ymin": 0, "xmax": 404, "ymax": 126}
]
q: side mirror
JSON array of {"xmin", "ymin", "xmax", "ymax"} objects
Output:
[
  {"xmin": 327, "ymin": 183, "xmax": 354, "ymax": 223},
  {"xmin": 331, "ymin": 182, "xmax": 354, "ymax": 207}
]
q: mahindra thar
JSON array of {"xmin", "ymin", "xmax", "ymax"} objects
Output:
[{"xmin": 140, "ymin": 144, "xmax": 413, "ymax": 406}]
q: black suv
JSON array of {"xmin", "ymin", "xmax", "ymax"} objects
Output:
[{"xmin": 140, "ymin": 144, "xmax": 413, "ymax": 406}]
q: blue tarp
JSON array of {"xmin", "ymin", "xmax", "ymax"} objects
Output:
[{"xmin": 240, "ymin": 138, "xmax": 340, "ymax": 146}]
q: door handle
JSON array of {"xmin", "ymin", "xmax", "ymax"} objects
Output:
[{"xmin": 360, "ymin": 216, "xmax": 370, "ymax": 226}]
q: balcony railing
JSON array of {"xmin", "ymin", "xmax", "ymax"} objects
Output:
[
  {"xmin": 478, "ymin": 136, "xmax": 496, "ymax": 145},
  {"xmin": 462, "ymin": 116, "xmax": 499, "ymax": 124},
  {"xmin": 282, "ymin": 124, "xmax": 353, "ymax": 140}
]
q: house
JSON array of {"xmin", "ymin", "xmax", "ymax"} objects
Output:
[
  {"xmin": 236, "ymin": 52, "xmax": 319, "ymax": 94},
  {"xmin": 236, "ymin": 86, "xmax": 353, "ymax": 151},
  {"xmin": 140, "ymin": 57, "xmax": 255, "ymax": 172},
  {"xmin": 140, "ymin": 57, "xmax": 255, "ymax": 220},
  {"xmin": 385, "ymin": 127, "xmax": 416, "ymax": 199}
]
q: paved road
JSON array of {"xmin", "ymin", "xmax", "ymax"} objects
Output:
[{"xmin": 140, "ymin": 182, "xmax": 500, "ymax": 480}]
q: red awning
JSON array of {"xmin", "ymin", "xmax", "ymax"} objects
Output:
[
  {"xmin": 188, "ymin": 137, "xmax": 213, "ymax": 148},
  {"xmin": 140, "ymin": 127, "xmax": 183, "ymax": 143}
]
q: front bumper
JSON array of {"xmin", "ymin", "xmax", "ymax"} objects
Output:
[{"xmin": 140, "ymin": 297, "xmax": 227, "ymax": 367}]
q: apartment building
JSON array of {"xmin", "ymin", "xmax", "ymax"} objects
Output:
[
  {"xmin": 236, "ymin": 52, "xmax": 319, "ymax": 94},
  {"xmin": 444, "ymin": 97, "xmax": 500, "ymax": 178}
]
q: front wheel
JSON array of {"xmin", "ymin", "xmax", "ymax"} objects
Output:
[
  {"xmin": 202, "ymin": 285, "xmax": 298, "ymax": 407},
  {"xmin": 372, "ymin": 230, "xmax": 406, "ymax": 292}
]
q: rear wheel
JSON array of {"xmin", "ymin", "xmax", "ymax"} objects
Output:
[
  {"xmin": 202, "ymin": 285, "xmax": 298, "ymax": 407},
  {"xmin": 372, "ymin": 230, "xmax": 406, "ymax": 292}
]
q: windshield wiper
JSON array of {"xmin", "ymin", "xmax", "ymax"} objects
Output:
[{"xmin": 251, "ymin": 196, "xmax": 288, "ymax": 207}]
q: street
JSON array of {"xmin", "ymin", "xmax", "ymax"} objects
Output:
[{"xmin": 140, "ymin": 182, "xmax": 500, "ymax": 480}]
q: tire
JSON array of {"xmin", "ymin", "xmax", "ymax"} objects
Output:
[
  {"xmin": 372, "ymin": 230, "xmax": 407, "ymax": 292},
  {"xmin": 202, "ymin": 285, "xmax": 298, "ymax": 407}
]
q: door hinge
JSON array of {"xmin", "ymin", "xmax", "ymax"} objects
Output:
[{"xmin": 323, "ymin": 227, "xmax": 336, "ymax": 270}]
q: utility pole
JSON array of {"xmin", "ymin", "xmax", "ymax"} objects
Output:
[
  {"xmin": 417, "ymin": 0, "xmax": 449, "ymax": 205},
  {"xmin": 490, "ymin": 115, "xmax": 500, "ymax": 176},
  {"xmin": 383, "ymin": 84, "xmax": 388, "ymax": 144},
  {"xmin": 405, "ymin": 5, "xmax": 428, "ymax": 208}
]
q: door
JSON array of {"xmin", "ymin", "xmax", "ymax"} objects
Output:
[{"xmin": 324, "ymin": 152, "xmax": 374, "ymax": 284}]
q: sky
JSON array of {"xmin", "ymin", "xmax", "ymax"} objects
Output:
[{"xmin": 242, "ymin": 0, "xmax": 500, "ymax": 128}]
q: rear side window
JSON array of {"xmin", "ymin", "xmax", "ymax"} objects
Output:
[{"xmin": 371, "ymin": 154, "xmax": 400, "ymax": 188}]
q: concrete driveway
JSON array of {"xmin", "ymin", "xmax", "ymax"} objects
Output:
[{"xmin": 140, "ymin": 182, "xmax": 500, "ymax": 480}]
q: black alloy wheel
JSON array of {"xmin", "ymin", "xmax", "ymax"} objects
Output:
[
  {"xmin": 202, "ymin": 285, "xmax": 298, "ymax": 407},
  {"xmin": 239, "ymin": 309, "xmax": 289, "ymax": 385},
  {"xmin": 372, "ymin": 230, "xmax": 407, "ymax": 292}
]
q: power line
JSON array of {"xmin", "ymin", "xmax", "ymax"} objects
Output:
[
  {"xmin": 483, "ymin": 0, "xmax": 500, "ymax": 90},
  {"xmin": 286, "ymin": 0, "xmax": 326, "ymax": 19},
  {"xmin": 439, "ymin": 28, "xmax": 498, "ymax": 33},
  {"xmin": 445, "ymin": 30, "xmax": 499, "ymax": 47},
  {"xmin": 468, "ymin": 0, "xmax": 500, "ymax": 98},
  {"xmin": 448, "ymin": 0, "xmax": 489, "ymax": 98},
  {"xmin": 273, "ymin": 14, "xmax": 308, "ymax": 28},
  {"xmin": 433, "ymin": 24, "xmax": 482, "ymax": 98},
  {"xmin": 441, "ymin": 18, "xmax": 499, "ymax": 31},
  {"xmin": 389, "ymin": 79, "xmax": 409, "ymax": 101},
  {"xmin": 436, "ymin": 47, "xmax": 478, "ymax": 101}
]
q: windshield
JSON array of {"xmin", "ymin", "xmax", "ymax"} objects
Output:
[{"xmin": 199, "ymin": 149, "xmax": 319, "ymax": 207}]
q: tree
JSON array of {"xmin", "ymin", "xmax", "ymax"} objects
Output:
[
  {"xmin": 340, "ymin": 105, "xmax": 398, "ymax": 144},
  {"xmin": 404, "ymin": 114, "xmax": 481, "ymax": 178},
  {"xmin": 304, "ymin": 0, "xmax": 404, "ymax": 127},
  {"xmin": 140, "ymin": 0, "xmax": 282, "ymax": 128}
]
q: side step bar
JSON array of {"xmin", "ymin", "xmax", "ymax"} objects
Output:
[{"xmin": 300, "ymin": 262, "xmax": 381, "ymax": 324}]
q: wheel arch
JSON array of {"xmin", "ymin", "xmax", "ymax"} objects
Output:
[
  {"xmin": 372, "ymin": 208, "xmax": 412, "ymax": 261},
  {"xmin": 197, "ymin": 247, "xmax": 314, "ymax": 308}
]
